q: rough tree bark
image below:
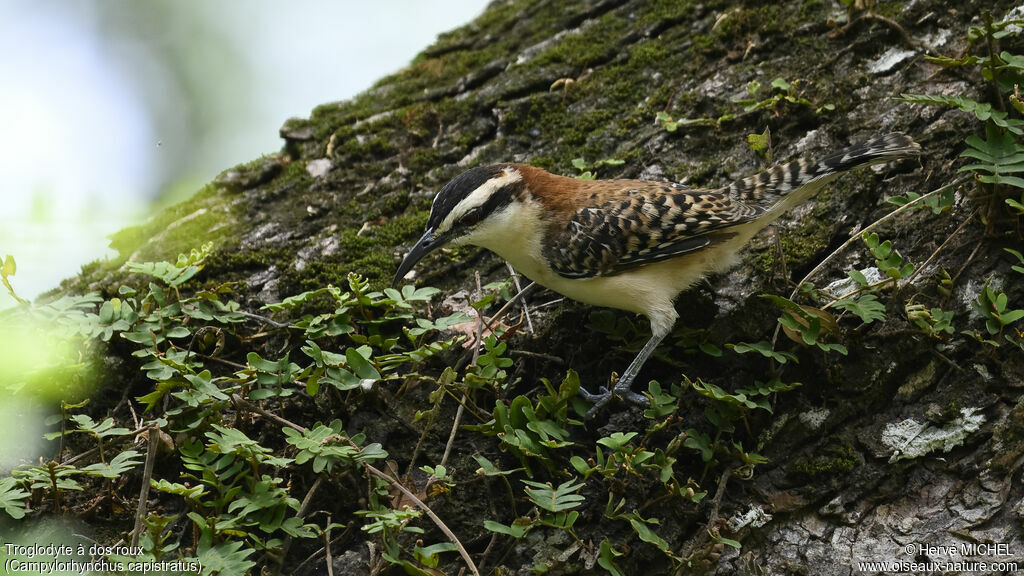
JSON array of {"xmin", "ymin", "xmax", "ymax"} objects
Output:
[{"xmin": 61, "ymin": 0, "xmax": 1024, "ymax": 574}]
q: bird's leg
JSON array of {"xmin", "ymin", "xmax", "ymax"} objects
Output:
[{"xmin": 580, "ymin": 331, "xmax": 665, "ymax": 417}]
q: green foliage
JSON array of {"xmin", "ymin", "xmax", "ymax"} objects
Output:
[
  {"xmin": 419, "ymin": 464, "xmax": 455, "ymax": 489},
  {"xmin": 692, "ymin": 379, "xmax": 771, "ymax": 414},
  {"xmin": 1008, "ymin": 191, "xmax": 1024, "ymax": 215},
  {"xmin": 862, "ymin": 232, "xmax": 915, "ymax": 281},
  {"xmin": 484, "ymin": 478, "xmax": 585, "ymax": 545},
  {"xmin": 655, "ymin": 76, "xmax": 832, "ymax": 135},
  {"xmin": 573, "ymin": 431, "xmax": 676, "ymax": 484},
  {"xmin": 283, "ymin": 419, "xmax": 387, "ymax": 474},
  {"xmin": 905, "ymin": 304, "xmax": 955, "ymax": 338},
  {"xmin": 572, "ymin": 157, "xmax": 625, "ymax": 180},
  {"xmin": 970, "ymin": 278, "xmax": 1024, "ymax": 342},
  {"xmin": 359, "ymin": 506, "xmax": 424, "ymax": 536},
  {"xmin": 833, "ymin": 293, "xmax": 887, "ymax": 324},
  {"xmin": 0, "ymin": 477, "xmax": 29, "ymax": 519},
  {"xmin": 467, "ymin": 371, "xmax": 580, "ymax": 473},
  {"xmin": 356, "ymin": 505, "xmax": 452, "ymax": 574},
  {"xmin": 959, "ymin": 122, "xmax": 1024, "ymax": 190},
  {"xmin": 129, "ymin": 513, "xmax": 181, "ymax": 561},
  {"xmin": 732, "ymin": 77, "xmax": 835, "ymax": 115},
  {"xmin": 887, "ymin": 188, "xmax": 956, "ymax": 215},
  {"xmin": 196, "ymin": 534, "xmax": 257, "ymax": 576},
  {"xmin": 44, "ymin": 414, "xmax": 131, "ymax": 463},
  {"xmin": 483, "ymin": 518, "xmax": 532, "ymax": 538},
  {"xmin": 81, "ymin": 450, "xmax": 143, "ymax": 479},
  {"xmin": 523, "ymin": 478, "xmax": 586, "ymax": 514},
  {"xmin": 0, "ymin": 245, "xmax": 486, "ymax": 572},
  {"xmin": 605, "ymin": 497, "xmax": 677, "ymax": 560},
  {"xmin": 726, "ymin": 340, "xmax": 797, "ymax": 364},
  {"xmin": 465, "ymin": 333, "xmax": 514, "ymax": 388},
  {"xmin": 655, "ymin": 111, "xmax": 722, "ymax": 132},
  {"xmin": 902, "ymin": 13, "xmax": 1024, "ymax": 227},
  {"xmin": 126, "ymin": 242, "xmax": 214, "ymax": 287},
  {"xmin": 598, "ymin": 538, "xmax": 626, "ymax": 576},
  {"xmin": 762, "ymin": 294, "xmax": 848, "ymax": 355},
  {"xmin": 588, "ymin": 309, "xmax": 644, "ymax": 345},
  {"xmin": 1, "ymin": 253, "xmax": 27, "ymax": 304},
  {"xmin": 172, "ymin": 428, "xmax": 315, "ymax": 546},
  {"xmin": 642, "ymin": 380, "xmax": 682, "ymax": 420},
  {"xmin": 1006, "ymin": 248, "xmax": 1024, "ymax": 275},
  {"xmin": 11, "ymin": 461, "xmax": 82, "ymax": 509},
  {"xmin": 747, "ymin": 127, "xmax": 772, "ymax": 162},
  {"xmin": 900, "ymin": 93, "xmax": 1023, "ymax": 135}
]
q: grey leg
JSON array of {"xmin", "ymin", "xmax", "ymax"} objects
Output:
[{"xmin": 580, "ymin": 331, "xmax": 665, "ymax": 417}]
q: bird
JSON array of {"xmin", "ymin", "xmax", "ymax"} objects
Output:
[{"xmin": 393, "ymin": 133, "xmax": 921, "ymax": 415}]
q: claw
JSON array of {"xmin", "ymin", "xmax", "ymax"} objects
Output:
[
  {"xmin": 577, "ymin": 386, "xmax": 610, "ymax": 402},
  {"xmin": 613, "ymin": 382, "xmax": 649, "ymax": 407},
  {"xmin": 579, "ymin": 382, "xmax": 649, "ymax": 419},
  {"xmin": 579, "ymin": 331, "xmax": 664, "ymax": 417}
]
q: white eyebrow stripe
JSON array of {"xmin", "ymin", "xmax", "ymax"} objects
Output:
[{"xmin": 436, "ymin": 167, "xmax": 522, "ymax": 234}]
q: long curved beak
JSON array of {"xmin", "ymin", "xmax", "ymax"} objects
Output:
[{"xmin": 392, "ymin": 228, "xmax": 443, "ymax": 287}]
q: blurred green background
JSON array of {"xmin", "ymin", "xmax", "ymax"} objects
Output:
[{"xmin": 0, "ymin": 0, "xmax": 486, "ymax": 308}]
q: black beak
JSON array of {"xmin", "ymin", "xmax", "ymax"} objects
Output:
[{"xmin": 393, "ymin": 228, "xmax": 444, "ymax": 287}]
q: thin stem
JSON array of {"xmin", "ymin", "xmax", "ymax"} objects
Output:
[
  {"xmin": 130, "ymin": 425, "xmax": 160, "ymax": 547},
  {"xmin": 232, "ymin": 394, "xmax": 480, "ymax": 576},
  {"xmin": 771, "ymin": 177, "xmax": 968, "ymax": 347}
]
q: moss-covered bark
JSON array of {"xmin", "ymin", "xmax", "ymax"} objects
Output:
[{"xmin": 44, "ymin": 0, "xmax": 1024, "ymax": 574}]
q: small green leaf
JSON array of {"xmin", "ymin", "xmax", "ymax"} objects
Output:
[
  {"xmin": 598, "ymin": 538, "xmax": 625, "ymax": 576},
  {"xmin": 0, "ymin": 477, "xmax": 29, "ymax": 519},
  {"xmin": 848, "ymin": 269, "xmax": 869, "ymax": 286},
  {"xmin": 484, "ymin": 519, "xmax": 531, "ymax": 538},
  {"xmin": 2, "ymin": 254, "xmax": 16, "ymax": 277},
  {"xmin": 709, "ymin": 531, "xmax": 742, "ymax": 549},
  {"xmin": 747, "ymin": 128, "xmax": 771, "ymax": 152}
]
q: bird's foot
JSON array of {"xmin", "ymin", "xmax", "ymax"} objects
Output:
[{"xmin": 578, "ymin": 381, "xmax": 649, "ymax": 418}]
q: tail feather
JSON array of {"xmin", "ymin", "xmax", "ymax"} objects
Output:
[{"xmin": 726, "ymin": 133, "xmax": 921, "ymax": 207}]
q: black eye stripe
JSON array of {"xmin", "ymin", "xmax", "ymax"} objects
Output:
[
  {"xmin": 475, "ymin": 182, "xmax": 521, "ymax": 219},
  {"xmin": 429, "ymin": 165, "xmax": 508, "ymax": 229},
  {"xmin": 462, "ymin": 207, "xmax": 482, "ymax": 225},
  {"xmin": 429, "ymin": 166, "xmax": 525, "ymax": 235}
]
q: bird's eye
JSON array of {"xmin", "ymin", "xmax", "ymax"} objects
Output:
[{"xmin": 462, "ymin": 208, "xmax": 481, "ymax": 226}]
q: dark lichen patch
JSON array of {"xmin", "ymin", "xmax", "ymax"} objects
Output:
[{"xmin": 989, "ymin": 399, "xmax": 1024, "ymax": 473}]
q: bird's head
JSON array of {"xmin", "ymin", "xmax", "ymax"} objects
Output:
[{"xmin": 393, "ymin": 163, "xmax": 525, "ymax": 286}]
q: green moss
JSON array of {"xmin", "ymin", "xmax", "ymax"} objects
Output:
[
  {"xmin": 407, "ymin": 148, "xmax": 441, "ymax": 174},
  {"xmin": 278, "ymin": 159, "xmax": 311, "ymax": 187},
  {"xmin": 334, "ymin": 133, "xmax": 399, "ymax": 164},
  {"xmin": 789, "ymin": 440, "xmax": 859, "ymax": 477},
  {"xmin": 753, "ymin": 190, "xmax": 836, "ymax": 275},
  {"xmin": 531, "ymin": 12, "xmax": 627, "ymax": 68},
  {"xmin": 627, "ymin": 39, "xmax": 670, "ymax": 69},
  {"xmin": 374, "ymin": 211, "xmax": 431, "ymax": 246},
  {"xmin": 283, "ymin": 210, "xmax": 433, "ymax": 292},
  {"xmin": 799, "ymin": 0, "xmax": 824, "ymax": 20},
  {"xmin": 635, "ymin": 0, "xmax": 696, "ymax": 27}
]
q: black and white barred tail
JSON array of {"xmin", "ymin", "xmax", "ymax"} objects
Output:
[{"xmin": 726, "ymin": 133, "xmax": 921, "ymax": 207}]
